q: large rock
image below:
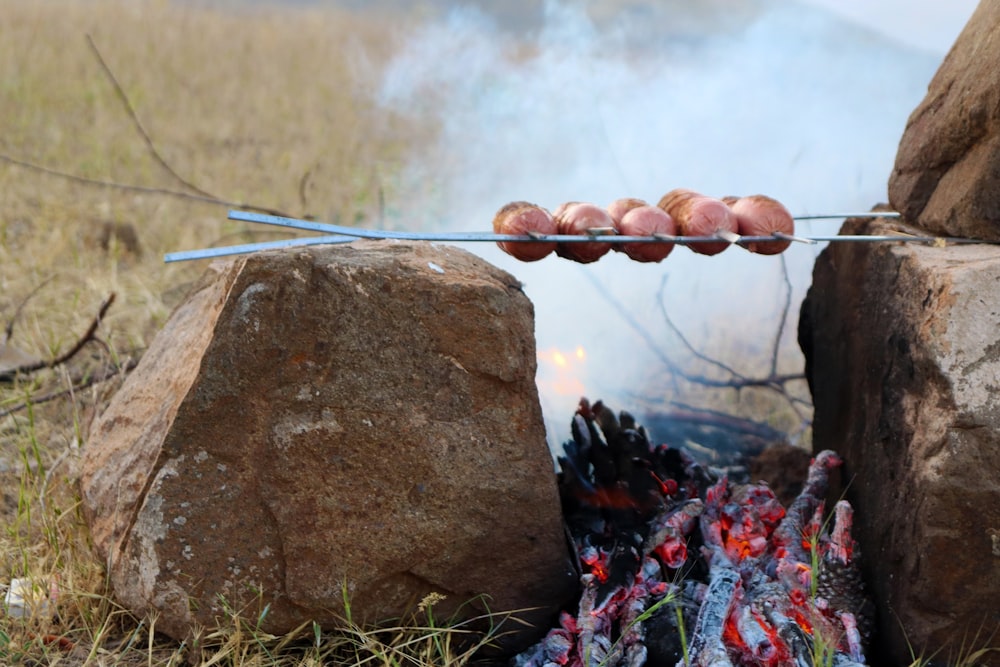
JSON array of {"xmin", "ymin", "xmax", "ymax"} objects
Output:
[
  {"xmin": 80, "ymin": 241, "xmax": 576, "ymax": 651},
  {"xmin": 888, "ymin": 1, "xmax": 1000, "ymax": 240},
  {"xmin": 800, "ymin": 216, "xmax": 1000, "ymax": 666}
]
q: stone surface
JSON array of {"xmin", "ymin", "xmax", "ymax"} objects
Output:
[
  {"xmin": 80, "ymin": 241, "xmax": 576, "ymax": 651},
  {"xmin": 800, "ymin": 216, "xmax": 1000, "ymax": 666},
  {"xmin": 888, "ymin": 1, "xmax": 1000, "ymax": 240}
]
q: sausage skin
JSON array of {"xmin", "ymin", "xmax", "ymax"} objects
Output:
[
  {"xmin": 606, "ymin": 197, "xmax": 648, "ymax": 226},
  {"xmin": 657, "ymin": 188, "xmax": 738, "ymax": 256},
  {"xmin": 726, "ymin": 194, "xmax": 794, "ymax": 255},
  {"xmin": 492, "ymin": 201, "xmax": 558, "ymax": 262},
  {"xmin": 615, "ymin": 204, "xmax": 677, "ymax": 262},
  {"xmin": 554, "ymin": 202, "xmax": 614, "ymax": 263}
]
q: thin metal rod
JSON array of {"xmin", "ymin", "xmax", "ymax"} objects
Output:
[
  {"xmin": 163, "ymin": 209, "xmax": 988, "ymax": 263},
  {"xmin": 227, "ymin": 210, "xmax": 930, "ymax": 244},
  {"xmin": 795, "ymin": 211, "xmax": 900, "ymax": 220},
  {"xmin": 773, "ymin": 231, "xmax": 817, "ymax": 245},
  {"xmin": 165, "ymin": 235, "xmax": 356, "ymax": 263}
]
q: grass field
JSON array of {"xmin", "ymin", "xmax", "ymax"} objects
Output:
[{"xmin": 0, "ymin": 1, "xmax": 461, "ymax": 663}]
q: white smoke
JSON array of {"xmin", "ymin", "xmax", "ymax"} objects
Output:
[{"xmin": 378, "ymin": 1, "xmax": 942, "ymax": 448}]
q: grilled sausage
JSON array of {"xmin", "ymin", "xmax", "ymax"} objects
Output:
[
  {"xmin": 615, "ymin": 205, "xmax": 677, "ymax": 262},
  {"xmin": 726, "ymin": 194, "xmax": 794, "ymax": 255},
  {"xmin": 657, "ymin": 188, "xmax": 738, "ymax": 256},
  {"xmin": 492, "ymin": 201, "xmax": 558, "ymax": 261},
  {"xmin": 606, "ymin": 197, "xmax": 648, "ymax": 226},
  {"xmin": 554, "ymin": 202, "xmax": 614, "ymax": 263}
]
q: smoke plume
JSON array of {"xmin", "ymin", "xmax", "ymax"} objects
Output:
[{"xmin": 378, "ymin": 1, "xmax": 942, "ymax": 448}]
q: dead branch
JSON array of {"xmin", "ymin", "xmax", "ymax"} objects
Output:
[
  {"xmin": 584, "ymin": 270, "xmax": 805, "ymax": 393},
  {"xmin": 86, "ymin": 34, "xmax": 216, "ymax": 200},
  {"xmin": 0, "ymin": 293, "xmax": 116, "ymax": 381},
  {"xmin": 0, "ymin": 153, "xmax": 293, "ymax": 218},
  {"xmin": 0, "ymin": 36, "xmax": 297, "ymax": 219},
  {"xmin": 769, "ymin": 255, "xmax": 793, "ymax": 377},
  {"xmin": 0, "ymin": 356, "xmax": 139, "ymax": 419},
  {"xmin": 655, "ymin": 274, "xmax": 745, "ymax": 380},
  {"xmin": 583, "ymin": 258, "xmax": 811, "ymax": 438},
  {"xmin": 668, "ymin": 401, "xmax": 788, "ymax": 443},
  {"xmin": 2, "ymin": 276, "xmax": 54, "ymax": 347}
]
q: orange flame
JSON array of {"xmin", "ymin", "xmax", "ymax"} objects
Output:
[{"xmin": 537, "ymin": 345, "xmax": 588, "ymax": 397}]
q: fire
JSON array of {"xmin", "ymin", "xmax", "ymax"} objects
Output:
[
  {"xmin": 579, "ymin": 547, "xmax": 610, "ymax": 584},
  {"xmin": 537, "ymin": 345, "xmax": 589, "ymax": 397}
]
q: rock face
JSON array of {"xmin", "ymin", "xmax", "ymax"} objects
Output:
[
  {"xmin": 80, "ymin": 241, "xmax": 576, "ymax": 651},
  {"xmin": 800, "ymin": 216, "xmax": 1000, "ymax": 666},
  {"xmin": 888, "ymin": 1, "xmax": 1000, "ymax": 241}
]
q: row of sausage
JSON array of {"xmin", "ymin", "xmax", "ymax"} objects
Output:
[{"xmin": 492, "ymin": 189, "xmax": 795, "ymax": 263}]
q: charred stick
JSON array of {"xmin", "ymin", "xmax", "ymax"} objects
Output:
[
  {"xmin": 644, "ymin": 499, "xmax": 704, "ymax": 567},
  {"xmin": 761, "ymin": 604, "xmax": 813, "ymax": 667},
  {"xmin": 838, "ymin": 611, "xmax": 865, "ymax": 664},
  {"xmin": 682, "ymin": 565, "xmax": 739, "ymax": 667},
  {"xmin": 827, "ymin": 500, "xmax": 856, "ymax": 566},
  {"xmin": 577, "ymin": 575, "xmax": 613, "ymax": 667},
  {"xmin": 772, "ymin": 450, "xmax": 841, "ymax": 560}
]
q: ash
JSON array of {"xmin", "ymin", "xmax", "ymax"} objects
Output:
[{"xmin": 513, "ymin": 399, "xmax": 872, "ymax": 667}]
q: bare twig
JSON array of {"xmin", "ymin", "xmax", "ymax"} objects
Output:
[
  {"xmin": 0, "ymin": 293, "xmax": 116, "ymax": 380},
  {"xmin": 0, "ymin": 35, "xmax": 297, "ymax": 219},
  {"xmin": 2, "ymin": 276, "xmax": 55, "ymax": 347},
  {"xmin": 0, "ymin": 356, "xmax": 139, "ymax": 419},
  {"xmin": 655, "ymin": 274, "xmax": 746, "ymax": 381},
  {"xmin": 668, "ymin": 401, "xmax": 789, "ymax": 442},
  {"xmin": 86, "ymin": 34, "xmax": 216, "ymax": 200},
  {"xmin": 584, "ymin": 270, "xmax": 803, "ymax": 392},
  {"xmin": 770, "ymin": 255, "xmax": 793, "ymax": 377},
  {"xmin": 299, "ymin": 164, "xmax": 315, "ymax": 214},
  {"xmin": 0, "ymin": 153, "xmax": 292, "ymax": 217}
]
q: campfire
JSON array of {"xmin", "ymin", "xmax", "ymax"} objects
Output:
[{"xmin": 514, "ymin": 399, "xmax": 871, "ymax": 667}]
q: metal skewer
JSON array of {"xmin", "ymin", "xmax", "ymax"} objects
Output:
[{"xmin": 162, "ymin": 209, "xmax": 988, "ymax": 263}]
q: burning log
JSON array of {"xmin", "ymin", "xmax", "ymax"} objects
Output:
[{"xmin": 514, "ymin": 400, "xmax": 872, "ymax": 667}]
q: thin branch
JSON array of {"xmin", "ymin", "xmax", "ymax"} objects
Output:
[
  {"xmin": 0, "ymin": 35, "xmax": 296, "ymax": 219},
  {"xmin": 0, "ymin": 357, "xmax": 139, "ymax": 419},
  {"xmin": 299, "ymin": 164, "xmax": 315, "ymax": 214},
  {"xmin": 0, "ymin": 152, "xmax": 291, "ymax": 218},
  {"xmin": 585, "ymin": 270, "xmax": 802, "ymax": 392},
  {"xmin": 769, "ymin": 255, "xmax": 793, "ymax": 377},
  {"xmin": 655, "ymin": 274, "xmax": 747, "ymax": 381},
  {"xmin": 85, "ymin": 34, "xmax": 216, "ymax": 200},
  {"xmin": 669, "ymin": 401, "xmax": 789, "ymax": 442},
  {"xmin": 2, "ymin": 276, "xmax": 55, "ymax": 347},
  {"xmin": 581, "ymin": 269, "xmax": 687, "ymax": 385},
  {"xmin": 0, "ymin": 293, "xmax": 116, "ymax": 380}
]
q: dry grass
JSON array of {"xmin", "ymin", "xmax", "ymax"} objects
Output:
[{"xmin": 0, "ymin": 1, "xmax": 490, "ymax": 664}]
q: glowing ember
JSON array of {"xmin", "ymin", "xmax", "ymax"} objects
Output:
[{"xmin": 515, "ymin": 400, "xmax": 872, "ymax": 667}]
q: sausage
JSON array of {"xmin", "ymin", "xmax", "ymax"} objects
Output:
[
  {"xmin": 657, "ymin": 188, "xmax": 738, "ymax": 256},
  {"xmin": 554, "ymin": 202, "xmax": 614, "ymax": 264},
  {"xmin": 606, "ymin": 197, "xmax": 648, "ymax": 226},
  {"xmin": 725, "ymin": 194, "xmax": 794, "ymax": 255},
  {"xmin": 615, "ymin": 205, "xmax": 677, "ymax": 263},
  {"xmin": 492, "ymin": 201, "xmax": 558, "ymax": 262}
]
